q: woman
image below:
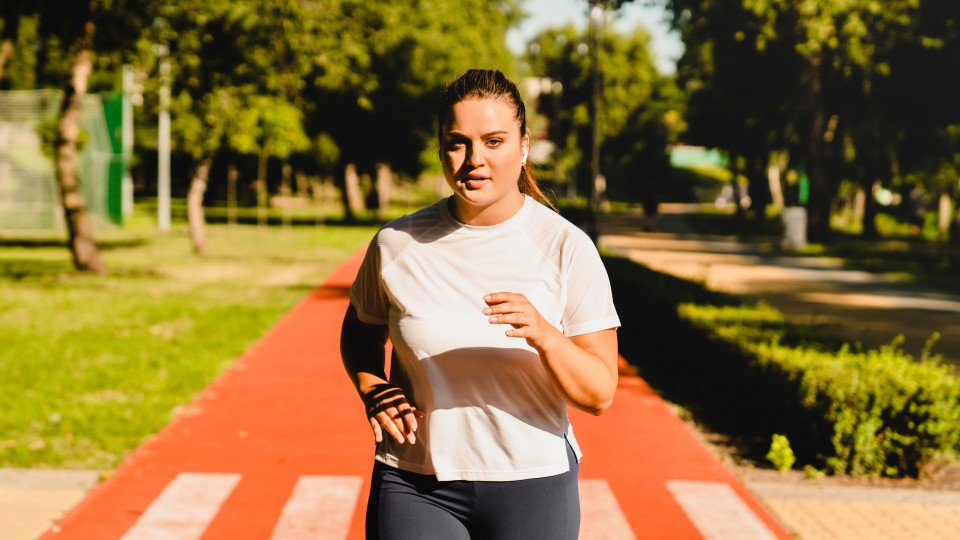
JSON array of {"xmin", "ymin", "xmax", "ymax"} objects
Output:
[{"xmin": 341, "ymin": 68, "xmax": 621, "ymax": 539}]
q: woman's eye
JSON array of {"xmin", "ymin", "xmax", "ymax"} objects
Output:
[{"xmin": 486, "ymin": 138, "xmax": 503, "ymax": 147}]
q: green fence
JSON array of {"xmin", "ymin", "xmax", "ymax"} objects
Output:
[{"xmin": 0, "ymin": 89, "xmax": 124, "ymax": 232}]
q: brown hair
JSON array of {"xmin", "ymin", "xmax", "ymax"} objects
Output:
[{"xmin": 437, "ymin": 69, "xmax": 555, "ymax": 210}]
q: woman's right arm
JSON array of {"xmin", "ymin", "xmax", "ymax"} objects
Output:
[{"xmin": 340, "ymin": 303, "xmax": 419, "ymax": 445}]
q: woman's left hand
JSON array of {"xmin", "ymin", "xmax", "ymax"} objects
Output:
[
  {"xmin": 483, "ymin": 292, "xmax": 560, "ymax": 351},
  {"xmin": 484, "ymin": 291, "xmax": 619, "ymax": 415}
]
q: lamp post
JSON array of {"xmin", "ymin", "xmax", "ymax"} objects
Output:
[
  {"xmin": 586, "ymin": 0, "xmax": 603, "ymax": 243},
  {"xmin": 157, "ymin": 41, "xmax": 171, "ymax": 233},
  {"xmin": 550, "ymin": 80, "xmax": 565, "ymax": 196},
  {"xmin": 528, "ymin": 42, "xmax": 565, "ymax": 197}
]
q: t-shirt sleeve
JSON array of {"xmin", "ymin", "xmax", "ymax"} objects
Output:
[
  {"xmin": 562, "ymin": 233, "xmax": 621, "ymax": 337},
  {"xmin": 349, "ymin": 233, "xmax": 390, "ymax": 325}
]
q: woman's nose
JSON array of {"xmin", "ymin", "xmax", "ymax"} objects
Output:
[{"xmin": 467, "ymin": 144, "xmax": 485, "ymax": 167}]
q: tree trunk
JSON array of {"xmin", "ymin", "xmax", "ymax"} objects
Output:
[
  {"xmin": 938, "ymin": 193, "xmax": 952, "ymax": 241},
  {"xmin": 748, "ymin": 154, "xmax": 771, "ymax": 222},
  {"xmin": 344, "ymin": 163, "xmax": 364, "ymax": 217},
  {"xmin": 310, "ymin": 175, "xmax": 326, "ymax": 226},
  {"xmin": 187, "ymin": 156, "xmax": 213, "ymax": 255},
  {"xmin": 803, "ymin": 56, "xmax": 835, "ymax": 244},
  {"xmin": 951, "ymin": 193, "xmax": 960, "ymax": 245},
  {"xmin": 335, "ymin": 171, "xmax": 354, "ymax": 223},
  {"xmin": 0, "ymin": 0, "xmax": 20, "ymax": 85},
  {"xmin": 861, "ymin": 181, "xmax": 879, "ymax": 239},
  {"xmin": 55, "ymin": 21, "xmax": 105, "ymax": 273},
  {"xmin": 281, "ymin": 161, "xmax": 292, "ymax": 228},
  {"xmin": 0, "ymin": 38, "xmax": 13, "ymax": 84},
  {"xmin": 768, "ymin": 151, "xmax": 786, "ymax": 209},
  {"xmin": 729, "ymin": 158, "xmax": 745, "ymax": 219},
  {"xmin": 257, "ymin": 149, "xmax": 268, "ymax": 228},
  {"xmin": 227, "ymin": 162, "xmax": 238, "ymax": 226},
  {"xmin": 374, "ymin": 163, "xmax": 393, "ymax": 220},
  {"xmin": 857, "ymin": 142, "xmax": 878, "ymax": 239}
]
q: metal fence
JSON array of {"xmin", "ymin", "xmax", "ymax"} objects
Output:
[{"xmin": 0, "ymin": 89, "xmax": 120, "ymax": 232}]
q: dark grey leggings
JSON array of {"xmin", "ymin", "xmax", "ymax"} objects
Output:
[{"xmin": 366, "ymin": 442, "xmax": 580, "ymax": 540}]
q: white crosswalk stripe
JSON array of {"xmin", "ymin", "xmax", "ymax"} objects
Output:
[
  {"xmin": 579, "ymin": 479, "xmax": 637, "ymax": 539},
  {"xmin": 118, "ymin": 474, "xmax": 779, "ymax": 540},
  {"xmin": 119, "ymin": 472, "xmax": 241, "ymax": 540},
  {"xmin": 270, "ymin": 475, "xmax": 364, "ymax": 540},
  {"xmin": 667, "ymin": 480, "xmax": 778, "ymax": 540}
]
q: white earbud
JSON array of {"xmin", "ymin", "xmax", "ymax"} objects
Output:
[{"xmin": 522, "ymin": 149, "xmax": 528, "ymax": 163}]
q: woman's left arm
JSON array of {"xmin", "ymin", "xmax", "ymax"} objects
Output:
[{"xmin": 483, "ymin": 292, "xmax": 618, "ymax": 415}]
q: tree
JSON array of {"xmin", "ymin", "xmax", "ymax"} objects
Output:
[
  {"xmin": 526, "ymin": 23, "xmax": 675, "ymax": 204},
  {"xmin": 2, "ymin": 0, "xmax": 152, "ymax": 271},
  {"xmin": 229, "ymin": 95, "xmax": 310, "ymax": 227},
  {"xmin": 305, "ymin": 0, "xmax": 521, "ymax": 221},
  {"xmin": 663, "ymin": 0, "xmax": 941, "ymax": 242},
  {"xmin": 144, "ymin": 0, "xmax": 320, "ymax": 250}
]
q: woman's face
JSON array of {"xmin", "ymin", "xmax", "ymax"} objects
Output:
[{"xmin": 440, "ymin": 98, "xmax": 529, "ymax": 226}]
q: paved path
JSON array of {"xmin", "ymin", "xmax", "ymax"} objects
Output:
[
  {"xmin": 34, "ymin": 249, "xmax": 792, "ymax": 539},
  {"xmin": 600, "ymin": 205, "xmax": 960, "ymax": 367}
]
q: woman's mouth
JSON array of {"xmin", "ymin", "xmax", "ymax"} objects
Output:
[{"xmin": 461, "ymin": 176, "xmax": 489, "ymax": 190}]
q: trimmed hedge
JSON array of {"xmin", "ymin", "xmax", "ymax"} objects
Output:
[
  {"xmin": 682, "ymin": 305, "xmax": 960, "ymax": 477},
  {"xmin": 605, "ymin": 254, "xmax": 960, "ymax": 478}
]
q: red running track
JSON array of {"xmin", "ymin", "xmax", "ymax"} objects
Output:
[{"xmin": 40, "ymin": 250, "xmax": 793, "ymax": 540}]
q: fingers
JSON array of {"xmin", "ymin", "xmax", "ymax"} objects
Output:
[
  {"xmin": 389, "ymin": 405, "xmax": 420, "ymax": 444},
  {"xmin": 485, "ymin": 313, "xmax": 526, "ymax": 337},
  {"xmin": 362, "ymin": 384, "xmax": 422, "ymax": 445},
  {"xmin": 483, "ymin": 293, "xmax": 533, "ymax": 335},
  {"xmin": 369, "ymin": 416, "xmax": 383, "ymax": 443},
  {"xmin": 483, "ymin": 292, "xmax": 557, "ymax": 347},
  {"xmin": 375, "ymin": 408, "xmax": 417, "ymax": 445},
  {"xmin": 483, "ymin": 292, "xmax": 525, "ymax": 306},
  {"xmin": 482, "ymin": 293, "xmax": 530, "ymax": 320}
]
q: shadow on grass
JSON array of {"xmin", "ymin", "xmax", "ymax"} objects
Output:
[
  {"xmin": 606, "ymin": 255, "xmax": 839, "ymax": 466},
  {"xmin": 0, "ymin": 259, "xmax": 75, "ymax": 279},
  {"xmin": 0, "ymin": 237, "xmax": 149, "ymax": 250},
  {"xmin": 203, "ymin": 213, "xmax": 388, "ymax": 228},
  {"xmin": 0, "ymin": 258, "xmax": 165, "ymax": 281}
]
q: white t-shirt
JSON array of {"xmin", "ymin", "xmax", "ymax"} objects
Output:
[{"xmin": 349, "ymin": 195, "xmax": 621, "ymax": 481}]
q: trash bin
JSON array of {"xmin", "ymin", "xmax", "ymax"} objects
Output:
[{"xmin": 781, "ymin": 206, "xmax": 807, "ymax": 250}]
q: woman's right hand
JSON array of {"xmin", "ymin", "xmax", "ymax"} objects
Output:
[{"xmin": 361, "ymin": 383, "xmax": 422, "ymax": 445}]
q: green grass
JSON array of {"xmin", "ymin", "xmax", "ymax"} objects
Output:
[{"xmin": 0, "ymin": 209, "xmax": 377, "ymax": 470}]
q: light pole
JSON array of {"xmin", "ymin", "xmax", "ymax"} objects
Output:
[
  {"xmin": 121, "ymin": 65, "xmax": 135, "ymax": 221},
  {"xmin": 586, "ymin": 0, "xmax": 604, "ymax": 243},
  {"xmin": 157, "ymin": 42, "xmax": 171, "ymax": 233},
  {"xmin": 528, "ymin": 42, "xmax": 565, "ymax": 197},
  {"xmin": 550, "ymin": 80, "xmax": 566, "ymax": 197}
]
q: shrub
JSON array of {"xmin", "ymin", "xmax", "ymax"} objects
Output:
[
  {"xmin": 767, "ymin": 434, "xmax": 796, "ymax": 472},
  {"xmin": 606, "ymin": 253, "xmax": 960, "ymax": 478},
  {"xmin": 682, "ymin": 304, "xmax": 960, "ymax": 478}
]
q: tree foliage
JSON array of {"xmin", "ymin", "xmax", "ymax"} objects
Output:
[
  {"xmin": 1, "ymin": 0, "xmax": 531, "ymax": 237},
  {"xmin": 662, "ymin": 0, "xmax": 960, "ymax": 241},
  {"xmin": 526, "ymin": 22, "xmax": 681, "ymax": 201},
  {"xmin": 308, "ymin": 0, "xmax": 521, "ymax": 179}
]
